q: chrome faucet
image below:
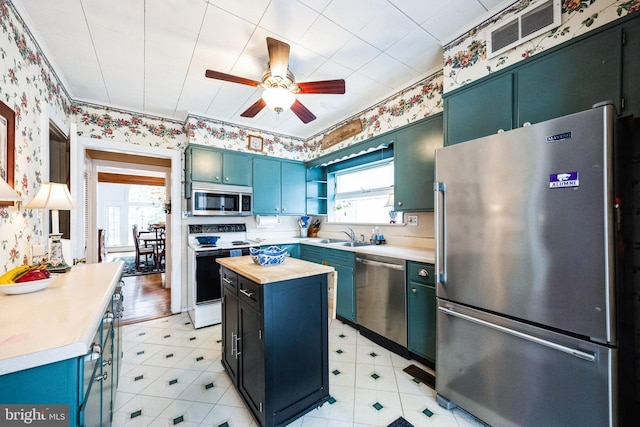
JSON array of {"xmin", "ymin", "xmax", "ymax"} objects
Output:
[{"xmin": 340, "ymin": 228, "xmax": 356, "ymax": 242}]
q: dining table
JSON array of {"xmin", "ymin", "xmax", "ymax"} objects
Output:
[{"xmin": 138, "ymin": 228, "xmax": 165, "ymax": 270}]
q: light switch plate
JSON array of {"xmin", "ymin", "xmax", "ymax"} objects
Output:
[{"xmin": 407, "ymin": 215, "xmax": 418, "ymax": 226}]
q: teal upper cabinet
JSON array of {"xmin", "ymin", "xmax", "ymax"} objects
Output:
[
  {"xmin": 517, "ymin": 26, "xmax": 622, "ymax": 126},
  {"xmin": 253, "ymin": 157, "xmax": 281, "ymax": 214},
  {"xmin": 185, "ymin": 145, "xmax": 252, "ymax": 191},
  {"xmin": 394, "ymin": 114, "xmax": 443, "ymax": 211},
  {"xmin": 444, "ymin": 73, "xmax": 514, "ymax": 146},
  {"xmin": 443, "ymin": 14, "xmax": 636, "ymax": 146},
  {"xmin": 281, "ymin": 161, "xmax": 306, "ymax": 214},
  {"xmin": 222, "ymin": 151, "xmax": 252, "ymax": 186},
  {"xmin": 253, "ymin": 157, "xmax": 306, "ymax": 215},
  {"xmin": 188, "ymin": 145, "xmax": 222, "ymax": 183}
]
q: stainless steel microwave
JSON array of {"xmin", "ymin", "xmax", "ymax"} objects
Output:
[{"xmin": 189, "ymin": 183, "xmax": 252, "ymax": 216}]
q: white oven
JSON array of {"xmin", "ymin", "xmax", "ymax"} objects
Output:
[{"xmin": 187, "ymin": 223, "xmax": 257, "ymax": 328}]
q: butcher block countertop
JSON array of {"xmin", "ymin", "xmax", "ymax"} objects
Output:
[
  {"xmin": 0, "ymin": 262, "xmax": 123, "ymax": 375},
  {"xmin": 217, "ymin": 255, "xmax": 334, "ymax": 284}
]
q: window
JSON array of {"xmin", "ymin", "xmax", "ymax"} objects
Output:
[{"xmin": 329, "ymin": 161, "xmax": 401, "ymax": 224}]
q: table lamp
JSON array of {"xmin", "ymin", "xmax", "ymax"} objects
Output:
[
  {"xmin": 0, "ymin": 179, "xmax": 21, "ymax": 203},
  {"xmin": 25, "ymin": 182, "xmax": 78, "ymax": 271}
]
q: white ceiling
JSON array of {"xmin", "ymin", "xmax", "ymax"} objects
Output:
[{"xmin": 14, "ymin": 0, "xmax": 507, "ymax": 139}]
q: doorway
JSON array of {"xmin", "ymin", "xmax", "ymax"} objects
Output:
[{"xmin": 72, "ymin": 136, "xmax": 183, "ymax": 317}]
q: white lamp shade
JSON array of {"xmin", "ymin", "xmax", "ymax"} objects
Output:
[
  {"xmin": 262, "ymin": 87, "xmax": 296, "ymax": 113},
  {"xmin": 25, "ymin": 182, "xmax": 78, "ymax": 210},
  {"xmin": 0, "ymin": 179, "xmax": 21, "ymax": 202}
]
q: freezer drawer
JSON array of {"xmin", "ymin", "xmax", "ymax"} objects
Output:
[{"xmin": 436, "ymin": 300, "xmax": 616, "ymax": 427}]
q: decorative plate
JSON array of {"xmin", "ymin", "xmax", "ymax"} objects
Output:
[{"xmin": 0, "ymin": 276, "xmax": 56, "ymax": 295}]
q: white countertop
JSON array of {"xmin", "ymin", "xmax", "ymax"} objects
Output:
[
  {"xmin": 252, "ymin": 237, "xmax": 435, "ymax": 264},
  {"xmin": 0, "ymin": 262, "xmax": 123, "ymax": 375}
]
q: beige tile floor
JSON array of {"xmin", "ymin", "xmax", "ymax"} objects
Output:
[{"xmin": 113, "ymin": 313, "xmax": 486, "ymax": 426}]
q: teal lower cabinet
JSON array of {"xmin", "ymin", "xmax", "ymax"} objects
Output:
[
  {"xmin": 264, "ymin": 243, "xmax": 300, "ymax": 259},
  {"xmin": 0, "ymin": 290, "xmax": 121, "ymax": 426},
  {"xmin": 406, "ymin": 261, "xmax": 436, "ymax": 363},
  {"xmin": 301, "ymin": 245, "xmax": 356, "ymax": 323}
]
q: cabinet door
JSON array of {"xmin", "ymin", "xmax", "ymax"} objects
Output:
[
  {"xmin": 407, "ymin": 282, "xmax": 436, "ymax": 362},
  {"xmin": 223, "ymin": 152, "xmax": 252, "ymax": 186},
  {"xmin": 253, "ymin": 157, "xmax": 282, "ymax": 214},
  {"xmin": 334, "ymin": 264, "xmax": 356, "ymax": 322},
  {"xmin": 622, "ymin": 18, "xmax": 640, "ymax": 117},
  {"xmin": 190, "ymin": 146, "xmax": 223, "ymax": 183},
  {"xmin": 394, "ymin": 115, "xmax": 443, "ymax": 211},
  {"xmin": 238, "ymin": 302, "xmax": 265, "ymax": 424},
  {"xmin": 222, "ymin": 286, "xmax": 239, "ymax": 385},
  {"xmin": 300, "ymin": 245, "xmax": 324, "ymax": 264},
  {"xmin": 517, "ymin": 27, "xmax": 622, "ymax": 126},
  {"xmin": 444, "ymin": 73, "xmax": 514, "ymax": 145},
  {"xmin": 281, "ymin": 161, "xmax": 306, "ymax": 215}
]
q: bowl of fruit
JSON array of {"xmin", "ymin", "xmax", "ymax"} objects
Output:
[{"xmin": 0, "ymin": 264, "xmax": 56, "ymax": 295}]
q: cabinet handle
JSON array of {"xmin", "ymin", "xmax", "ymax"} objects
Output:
[
  {"xmin": 225, "ymin": 177, "xmax": 230, "ymax": 181},
  {"xmin": 86, "ymin": 343, "xmax": 102, "ymax": 361},
  {"xmin": 411, "ymin": 288, "xmax": 417, "ymax": 294},
  {"xmin": 240, "ymin": 289, "xmax": 254, "ymax": 298},
  {"xmin": 418, "ymin": 269, "xmax": 429, "ymax": 277},
  {"xmin": 396, "ymin": 201, "xmax": 403, "ymax": 206},
  {"xmin": 231, "ymin": 332, "xmax": 237, "ymax": 356},
  {"xmin": 235, "ymin": 335, "xmax": 241, "ymax": 359},
  {"xmin": 103, "ymin": 311, "xmax": 114, "ymax": 323},
  {"xmin": 94, "ymin": 372, "xmax": 108, "ymax": 382},
  {"xmin": 282, "ymin": 207, "xmax": 287, "ymax": 211},
  {"xmin": 222, "ymin": 277, "xmax": 232, "ymax": 285},
  {"xmin": 274, "ymin": 207, "xmax": 280, "ymax": 212},
  {"xmin": 103, "ymin": 358, "xmax": 112, "ymax": 367},
  {"xmin": 215, "ymin": 176, "xmax": 220, "ymax": 180}
]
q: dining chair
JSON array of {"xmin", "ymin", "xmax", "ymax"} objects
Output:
[
  {"xmin": 132, "ymin": 225, "xmax": 155, "ymax": 269},
  {"xmin": 154, "ymin": 227, "xmax": 166, "ymax": 270}
]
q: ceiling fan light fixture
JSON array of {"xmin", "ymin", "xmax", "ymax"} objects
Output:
[{"xmin": 262, "ymin": 87, "xmax": 295, "ymax": 113}]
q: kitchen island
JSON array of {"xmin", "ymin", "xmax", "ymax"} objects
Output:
[
  {"xmin": 217, "ymin": 255, "xmax": 334, "ymax": 427},
  {"xmin": 0, "ymin": 262, "xmax": 124, "ymax": 426}
]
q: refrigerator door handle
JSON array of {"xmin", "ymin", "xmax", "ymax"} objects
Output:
[
  {"xmin": 434, "ymin": 181, "xmax": 446, "ymax": 284},
  {"xmin": 438, "ymin": 306, "xmax": 597, "ymax": 362}
]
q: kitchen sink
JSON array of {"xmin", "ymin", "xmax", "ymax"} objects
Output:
[{"xmin": 329, "ymin": 241, "xmax": 372, "ymax": 247}]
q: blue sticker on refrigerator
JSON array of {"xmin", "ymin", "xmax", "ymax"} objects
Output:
[{"xmin": 549, "ymin": 171, "xmax": 579, "ymax": 188}]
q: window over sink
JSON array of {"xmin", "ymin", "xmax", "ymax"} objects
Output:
[{"xmin": 329, "ymin": 160, "xmax": 402, "ymax": 224}]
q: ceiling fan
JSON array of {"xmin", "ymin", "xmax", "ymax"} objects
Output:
[{"xmin": 205, "ymin": 37, "xmax": 346, "ymax": 123}]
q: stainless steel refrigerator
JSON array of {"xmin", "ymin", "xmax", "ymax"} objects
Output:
[{"xmin": 433, "ymin": 104, "xmax": 635, "ymax": 426}]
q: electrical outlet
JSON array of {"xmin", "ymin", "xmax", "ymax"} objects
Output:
[
  {"xmin": 182, "ymin": 210, "xmax": 191, "ymax": 219},
  {"xmin": 32, "ymin": 244, "xmax": 46, "ymax": 256},
  {"xmin": 407, "ymin": 215, "xmax": 418, "ymax": 226}
]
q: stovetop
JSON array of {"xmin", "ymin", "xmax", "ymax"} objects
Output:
[{"xmin": 188, "ymin": 223, "xmax": 258, "ymax": 251}]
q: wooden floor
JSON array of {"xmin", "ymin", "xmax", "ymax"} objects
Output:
[
  {"xmin": 120, "ymin": 272, "xmax": 172, "ymax": 325},
  {"xmin": 109, "ymin": 252, "xmax": 172, "ymax": 325}
]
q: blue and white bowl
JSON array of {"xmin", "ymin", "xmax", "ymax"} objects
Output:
[{"xmin": 250, "ymin": 246, "xmax": 288, "ymax": 266}]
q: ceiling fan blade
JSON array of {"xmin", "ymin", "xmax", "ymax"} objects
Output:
[
  {"xmin": 297, "ymin": 79, "xmax": 346, "ymax": 94},
  {"xmin": 290, "ymin": 99, "xmax": 316, "ymax": 123},
  {"xmin": 205, "ymin": 70, "xmax": 261, "ymax": 87},
  {"xmin": 266, "ymin": 37, "xmax": 290, "ymax": 79},
  {"xmin": 240, "ymin": 98, "xmax": 267, "ymax": 118}
]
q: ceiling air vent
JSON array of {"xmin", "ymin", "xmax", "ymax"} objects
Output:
[{"xmin": 487, "ymin": 0, "xmax": 561, "ymax": 59}]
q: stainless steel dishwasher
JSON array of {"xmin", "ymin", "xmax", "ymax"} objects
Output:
[{"xmin": 355, "ymin": 253, "xmax": 407, "ymax": 347}]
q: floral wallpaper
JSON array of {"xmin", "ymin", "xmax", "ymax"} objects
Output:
[
  {"xmin": 306, "ymin": 71, "xmax": 444, "ymax": 159},
  {"xmin": 184, "ymin": 115, "xmax": 307, "ymax": 161},
  {"xmin": 443, "ymin": 0, "xmax": 640, "ymax": 91},
  {"xmin": 0, "ymin": 0, "xmax": 71, "ymax": 272}
]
